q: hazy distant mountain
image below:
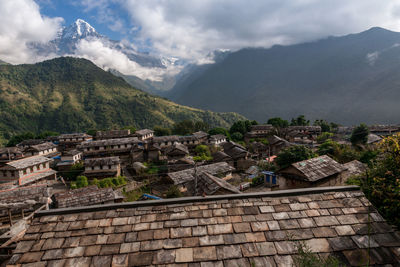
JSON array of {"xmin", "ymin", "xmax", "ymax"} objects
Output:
[
  {"xmin": 169, "ymin": 27, "xmax": 400, "ymax": 125},
  {"xmin": 0, "ymin": 57, "xmax": 244, "ymax": 135}
]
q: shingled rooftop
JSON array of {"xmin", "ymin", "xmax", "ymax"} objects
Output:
[{"xmin": 7, "ymin": 186, "xmax": 400, "ymax": 266}]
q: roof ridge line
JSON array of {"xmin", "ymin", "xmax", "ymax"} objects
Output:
[{"xmin": 35, "ymin": 185, "xmax": 360, "ymax": 217}]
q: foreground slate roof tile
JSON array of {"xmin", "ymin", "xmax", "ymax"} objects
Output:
[{"xmin": 7, "ymin": 185, "xmax": 400, "ymax": 266}]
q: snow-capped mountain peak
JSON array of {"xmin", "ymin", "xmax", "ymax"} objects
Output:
[{"xmin": 63, "ymin": 19, "xmax": 97, "ymax": 39}]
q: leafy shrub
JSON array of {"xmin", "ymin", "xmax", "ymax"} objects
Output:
[
  {"xmin": 166, "ymin": 185, "xmax": 183, "ymax": 198},
  {"xmin": 75, "ymin": 176, "xmax": 88, "ymax": 188}
]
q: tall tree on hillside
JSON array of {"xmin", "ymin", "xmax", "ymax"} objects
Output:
[
  {"xmin": 267, "ymin": 117, "xmax": 289, "ymax": 128},
  {"xmin": 350, "ymin": 123, "xmax": 369, "ymax": 145},
  {"xmin": 290, "ymin": 115, "xmax": 310, "ymax": 126}
]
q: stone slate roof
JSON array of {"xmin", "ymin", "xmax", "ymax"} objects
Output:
[
  {"xmin": 282, "ymin": 155, "xmax": 346, "ymax": 182},
  {"xmin": 342, "ymin": 160, "xmax": 366, "ymax": 181},
  {"xmin": 192, "ymin": 131, "xmax": 208, "ymax": 139},
  {"xmin": 17, "ymin": 139, "xmax": 46, "ymax": 147},
  {"xmin": 53, "ymin": 186, "xmax": 122, "ymax": 209},
  {"xmin": 0, "ymin": 155, "xmax": 52, "ymax": 170},
  {"xmin": 96, "ymin": 130, "xmax": 131, "ymax": 139},
  {"xmin": 0, "ymin": 185, "xmax": 52, "ymax": 207},
  {"xmin": 152, "ymin": 136, "xmax": 180, "ymax": 143},
  {"xmin": 0, "ymin": 147, "xmax": 23, "ymax": 154},
  {"xmin": 267, "ymin": 135, "xmax": 290, "ymax": 146},
  {"xmin": 8, "ymin": 186, "xmax": 400, "ymax": 266},
  {"xmin": 191, "ymin": 172, "xmax": 241, "ymax": 196},
  {"xmin": 79, "ymin": 137, "xmax": 140, "ymax": 148},
  {"xmin": 167, "ymin": 162, "xmax": 235, "ymax": 185},
  {"xmin": 250, "ymin": 124, "xmax": 274, "ymax": 131},
  {"xmin": 24, "ymin": 142, "xmax": 57, "ymax": 152},
  {"xmin": 222, "ymin": 142, "xmax": 248, "ymax": 160},
  {"xmin": 59, "ymin": 133, "xmax": 92, "ymax": 139},
  {"xmin": 367, "ymin": 134, "xmax": 382, "ymax": 144},
  {"xmin": 165, "ymin": 143, "xmax": 189, "ymax": 156},
  {"xmin": 135, "ymin": 129, "xmax": 154, "ymax": 136},
  {"xmin": 212, "ymin": 151, "xmax": 232, "ymax": 162},
  {"xmin": 84, "ymin": 157, "xmax": 120, "ymax": 167}
]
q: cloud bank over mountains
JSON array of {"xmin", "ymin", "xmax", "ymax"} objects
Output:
[{"xmin": 1, "ymin": 0, "xmax": 400, "ymax": 81}]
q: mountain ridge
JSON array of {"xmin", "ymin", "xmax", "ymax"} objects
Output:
[
  {"xmin": 0, "ymin": 57, "xmax": 244, "ymax": 136},
  {"xmin": 168, "ymin": 27, "xmax": 400, "ymax": 125}
]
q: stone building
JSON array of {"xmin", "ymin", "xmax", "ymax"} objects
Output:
[
  {"xmin": 58, "ymin": 133, "xmax": 92, "ymax": 149},
  {"xmin": 278, "ymin": 155, "xmax": 346, "ymax": 189},
  {"xmin": 0, "ymin": 156, "xmax": 56, "ymax": 187},
  {"xmin": 23, "ymin": 142, "xmax": 58, "ymax": 157},
  {"xmin": 83, "ymin": 157, "xmax": 121, "ymax": 178}
]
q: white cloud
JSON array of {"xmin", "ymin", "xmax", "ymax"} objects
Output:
[
  {"xmin": 114, "ymin": 0, "xmax": 400, "ymax": 62},
  {"xmin": 74, "ymin": 39, "xmax": 182, "ymax": 81},
  {"xmin": 0, "ymin": 0, "xmax": 63, "ymax": 64}
]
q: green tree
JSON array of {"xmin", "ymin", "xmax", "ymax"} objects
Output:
[
  {"xmin": 276, "ymin": 145, "xmax": 316, "ymax": 169},
  {"xmin": 153, "ymin": 126, "xmax": 172, "ymax": 136},
  {"xmin": 208, "ymin": 127, "xmax": 229, "ymax": 137},
  {"xmin": 350, "ymin": 123, "xmax": 369, "ymax": 145},
  {"xmin": 317, "ymin": 139, "xmax": 339, "ymax": 157},
  {"xmin": 193, "ymin": 145, "xmax": 213, "ymax": 161},
  {"xmin": 290, "ymin": 115, "xmax": 310, "ymax": 126},
  {"xmin": 313, "ymin": 119, "xmax": 331, "ymax": 132},
  {"xmin": 231, "ymin": 132, "xmax": 243, "ymax": 142},
  {"xmin": 6, "ymin": 132, "xmax": 36, "ymax": 147},
  {"xmin": 350, "ymin": 134, "xmax": 400, "ymax": 228},
  {"xmin": 229, "ymin": 120, "xmax": 257, "ymax": 135},
  {"xmin": 267, "ymin": 117, "xmax": 289, "ymax": 128},
  {"xmin": 316, "ymin": 132, "xmax": 334, "ymax": 144}
]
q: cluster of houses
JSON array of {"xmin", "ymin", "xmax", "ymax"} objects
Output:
[{"xmin": 0, "ymin": 124, "xmax": 399, "ymax": 265}]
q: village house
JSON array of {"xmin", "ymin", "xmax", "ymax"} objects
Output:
[
  {"xmin": 130, "ymin": 145, "xmax": 145, "ymax": 163},
  {"xmin": 22, "ymin": 142, "xmax": 58, "ymax": 157},
  {"xmin": 9, "ymin": 186, "xmax": 400, "ymax": 266},
  {"xmin": 164, "ymin": 143, "xmax": 189, "ymax": 160},
  {"xmin": 56, "ymin": 150, "xmax": 83, "ymax": 171},
  {"xmin": 167, "ymin": 156, "xmax": 195, "ymax": 172},
  {"xmin": 192, "ymin": 131, "xmax": 209, "ymax": 143},
  {"xmin": 286, "ymin": 125, "xmax": 322, "ymax": 144},
  {"xmin": 134, "ymin": 129, "xmax": 154, "ymax": 140},
  {"xmin": 244, "ymin": 124, "xmax": 275, "ymax": 143},
  {"xmin": 212, "ymin": 151, "xmax": 234, "ymax": 166},
  {"xmin": 78, "ymin": 137, "xmax": 142, "ymax": 159},
  {"xmin": 250, "ymin": 141, "xmax": 269, "ymax": 159},
  {"xmin": 208, "ymin": 134, "xmax": 227, "ymax": 146},
  {"xmin": 166, "ymin": 162, "xmax": 235, "ymax": 193},
  {"xmin": 267, "ymin": 135, "xmax": 291, "ymax": 155},
  {"xmin": 341, "ymin": 160, "xmax": 366, "ymax": 181},
  {"xmin": 16, "ymin": 139, "xmax": 46, "ymax": 149},
  {"xmin": 0, "ymin": 155, "xmax": 56, "ymax": 187},
  {"xmin": 0, "ymin": 184, "xmax": 52, "ymax": 224},
  {"xmin": 368, "ymin": 124, "xmax": 400, "ymax": 136},
  {"xmin": 151, "ymin": 136, "xmax": 180, "ymax": 148},
  {"xmin": 178, "ymin": 135, "xmax": 201, "ymax": 149},
  {"xmin": 95, "ymin": 129, "xmax": 131, "ymax": 140},
  {"xmin": 0, "ymin": 147, "xmax": 24, "ymax": 164},
  {"xmin": 52, "ymin": 185, "xmax": 123, "ymax": 208},
  {"xmin": 222, "ymin": 141, "xmax": 254, "ymax": 170},
  {"xmin": 58, "ymin": 133, "xmax": 92, "ymax": 149},
  {"xmin": 83, "ymin": 156, "xmax": 121, "ymax": 178},
  {"xmin": 189, "ymin": 171, "xmax": 241, "ymax": 196},
  {"xmin": 277, "ymin": 155, "xmax": 346, "ymax": 189}
]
